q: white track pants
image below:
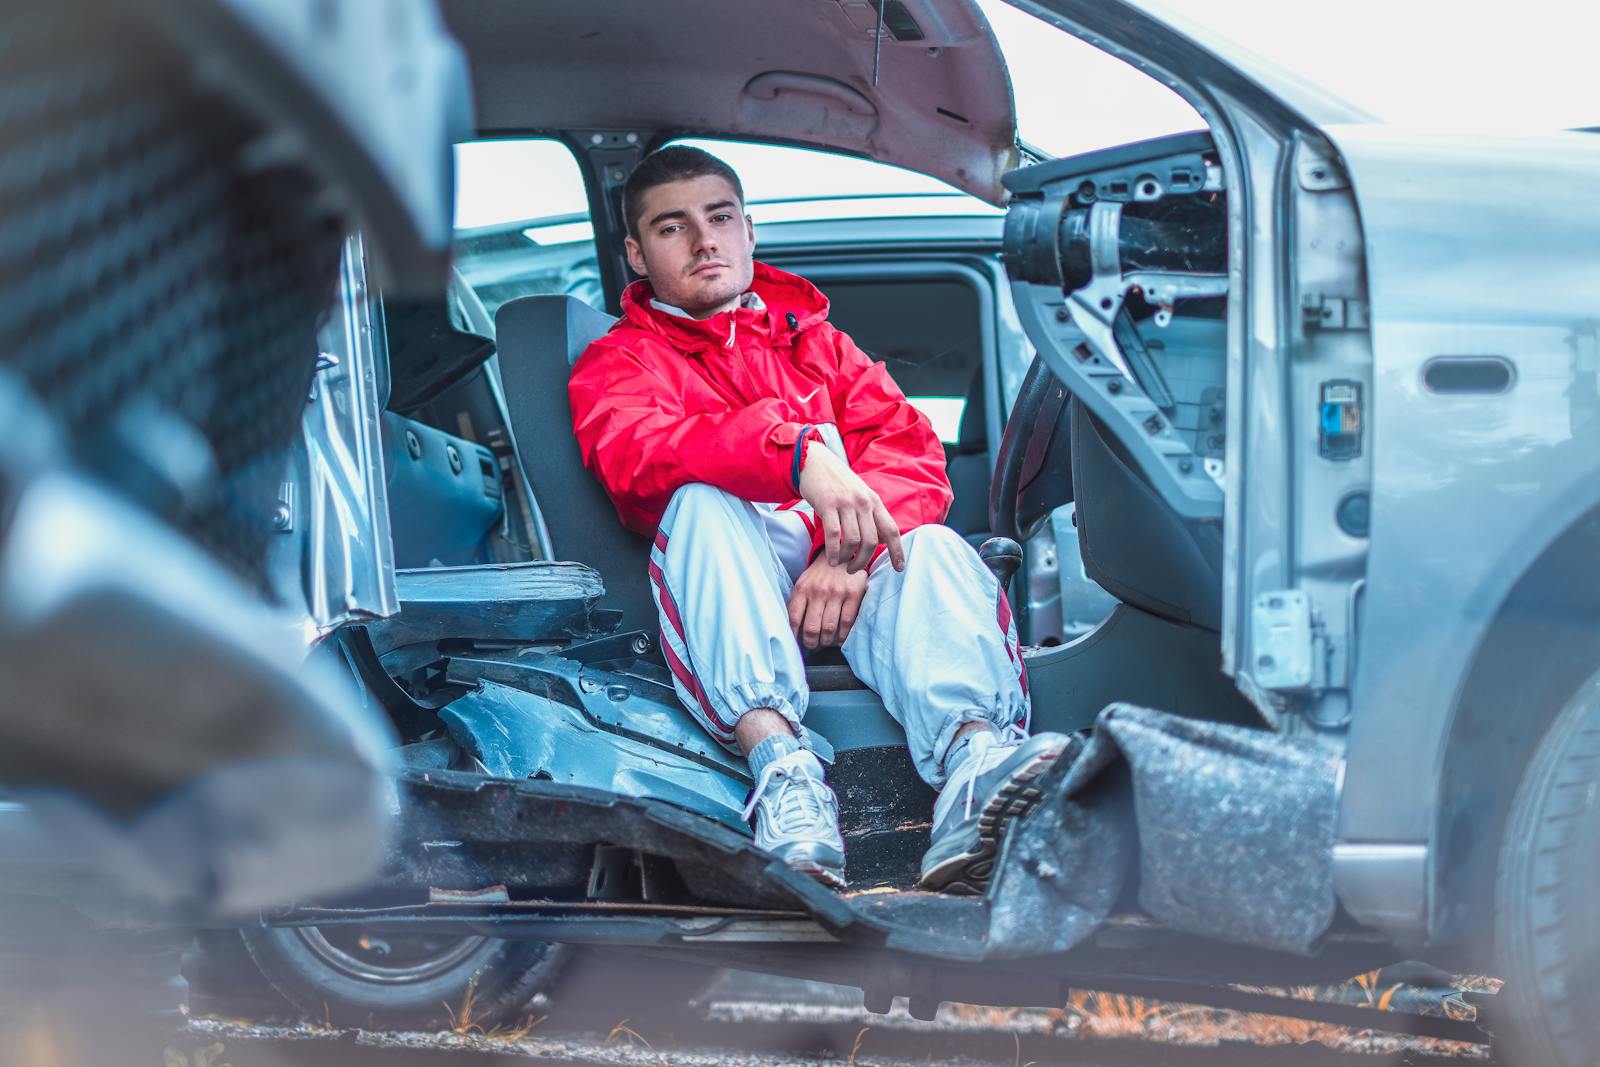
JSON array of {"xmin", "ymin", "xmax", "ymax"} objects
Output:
[{"xmin": 647, "ymin": 483, "xmax": 1030, "ymax": 788}]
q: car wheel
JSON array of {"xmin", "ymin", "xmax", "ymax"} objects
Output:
[
  {"xmin": 1494, "ymin": 665, "xmax": 1600, "ymax": 1067},
  {"xmin": 239, "ymin": 918, "xmax": 567, "ymax": 1031}
]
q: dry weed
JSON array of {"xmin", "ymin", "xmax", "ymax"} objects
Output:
[
  {"xmin": 444, "ymin": 978, "xmax": 484, "ymax": 1036},
  {"xmin": 604, "ymin": 1018, "xmax": 669, "ymax": 1066},
  {"xmin": 846, "ymin": 1025, "xmax": 870, "ymax": 1065},
  {"xmin": 163, "ymin": 1043, "xmax": 231, "ymax": 1067},
  {"xmin": 483, "ymin": 1013, "xmax": 545, "ymax": 1042}
]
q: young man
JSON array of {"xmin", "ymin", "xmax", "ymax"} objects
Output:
[{"xmin": 568, "ymin": 146, "xmax": 1069, "ymax": 892}]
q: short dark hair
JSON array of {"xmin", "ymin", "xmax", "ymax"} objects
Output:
[{"xmin": 621, "ymin": 146, "xmax": 745, "ymax": 239}]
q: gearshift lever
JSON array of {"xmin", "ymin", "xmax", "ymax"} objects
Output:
[{"xmin": 978, "ymin": 536, "xmax": 1023, "ymax": 595}]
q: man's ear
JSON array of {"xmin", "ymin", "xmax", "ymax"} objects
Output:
[
  {"xmin": 624, "ymin": 235, "xmax": 647, "ymax": 277},
  {"xmin": 744, "ymin": 214, "xmax": 755, "ymax": 247}
]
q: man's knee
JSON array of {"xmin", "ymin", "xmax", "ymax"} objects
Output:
[
  {"xmin": 900, "ymin": 522, "xmax": 971, "ymax": 566},
  {"xmin": 662, "ymin": 482, "xmax": 740, "ymax": 528},
  {"xmin": 670, "ymin": 482, "xmax": 733, "ymax": 508}
]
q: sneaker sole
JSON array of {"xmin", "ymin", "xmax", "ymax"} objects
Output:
[
  {"xmin": 788, "ymin": 860, "xmax": 847, "ymax": 890},
  {"xmin": 770, "ymin": 840, "xmax": 848, "ymax": 890},
  {"xmin": 918, "ymin": 738, "xmax": 1069, "ymax": 895}
]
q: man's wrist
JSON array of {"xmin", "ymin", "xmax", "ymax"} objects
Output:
[{"xmin": 790, "ymin": 424, "xmax": 822, "ymax": 492}]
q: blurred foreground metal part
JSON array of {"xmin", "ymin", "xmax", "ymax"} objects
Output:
[
  {"xmin": 133, "ymin": 0, "xmax": 472, "ymax": 294},
  {"xmin": 0, "ymin": 372, "xmax": 395, "ymax": 921},
  {"xmin": 0, "ymin": 0, "xmax": 467, "ymax": 960}
]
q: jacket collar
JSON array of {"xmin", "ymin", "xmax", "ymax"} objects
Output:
[{"xmin": 619, "ymin": 261, "xmax": 830, "ymax": 351}]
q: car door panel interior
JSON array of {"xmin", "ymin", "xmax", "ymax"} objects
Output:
[{"xmin": 1069, "ymin": 397, "xmax": 1222, "ymax": 631}]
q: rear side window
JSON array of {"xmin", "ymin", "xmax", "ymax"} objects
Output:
[
  {"xmin": 453, "ymin": 138, "xmax": 601, "ymax": 315},
  {"xmin": 668, "ymin": 136, "xmax": 1001, "ymax": 225},
  {"xmin": 821, "ymin": 277, "xmax": 983, "ymax": 444}
]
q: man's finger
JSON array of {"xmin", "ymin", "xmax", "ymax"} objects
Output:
[
  {"xmin": 839, "ymin": 505, "xmax": 869, "ymax": 573},
  {"xmin": 801, "ymin": 598, "xmax": 824, "ymax": 650},
  {"xmin": 787, "ymin": 587, "xmax": 807, "ymax": 639},
  {"xmin": 837, "ymin": 590, "xmax": 861, "ymax": 644},
  {"xmin": 838, "ymin": 508, "xmax": 863, "ymax": 570},
  {"xmin": 819, "ymin": 594, "xmax": 843, "ymax": 648},
  {"xmin": 875, "ymin": 504, "xmax": 906, "ymax": 572},
  {"xmin": 821, "ymin": 508, "xmax": 843, "ymax": 567}
]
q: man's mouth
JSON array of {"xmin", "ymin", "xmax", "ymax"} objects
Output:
[{"xmin": 690, "ymin": 262, "xmax": 728, "ymax": 277}]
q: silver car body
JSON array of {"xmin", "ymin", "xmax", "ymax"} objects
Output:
[{"xmin": 1021, "ymin": 0, "xmax": 1600, "ymax": 944}]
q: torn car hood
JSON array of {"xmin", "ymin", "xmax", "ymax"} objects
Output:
[{"xmin": 440, "ymin": 0, "xmax": 1017, "ymax": 203}]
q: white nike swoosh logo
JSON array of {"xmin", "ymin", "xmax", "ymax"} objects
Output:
[{"xmin": 796, "ymin": 387, "xmax": 821, "ymax": 404}]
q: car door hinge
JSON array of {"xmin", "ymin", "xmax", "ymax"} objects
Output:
[
  {"xmin": 1302, "ymin": 294, "xmax": 1369, "ymax": 332},
  {"xmin": 1250, "ymin": 590, "xmax": 1322, "ymax": 691}
]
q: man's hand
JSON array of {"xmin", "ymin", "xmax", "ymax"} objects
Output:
[
  {"xmin": 788, "ymin": 555, "xmax": 870, "ymax": 650},
  {"xmin": 797, "ymin": 444, "xmax": 905, "ymax": 573}
]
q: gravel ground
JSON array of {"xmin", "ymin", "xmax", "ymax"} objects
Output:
[{"xmin": 171, "ymin": 969, "xmax": 1495, "ymax": 1067}]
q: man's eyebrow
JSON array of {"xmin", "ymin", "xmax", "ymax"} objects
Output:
[
  {"xmin": 646, "ymin": 208, "xmax": 688, "ymax": 228},
  {"xmin": 703, "ymin": 200, "xmax": 738, "ymax": 214}
]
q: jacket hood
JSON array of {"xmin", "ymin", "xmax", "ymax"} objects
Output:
[{"xmin": 618, "ymin": 262, "xmax": 831, "ymax": 351}]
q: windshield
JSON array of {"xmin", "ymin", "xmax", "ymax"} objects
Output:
[{"xmin": 985, "ymin": 0, "xmax": 1600, "ymax": 134}]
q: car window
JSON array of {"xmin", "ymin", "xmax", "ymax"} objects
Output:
[
  {"xmin": 453, "ymin": 138, "xmax": 602, "ymax": 316},
  {"xmin": 667, "ymin": 137, "xmax": 1003, "ymax": 224}
]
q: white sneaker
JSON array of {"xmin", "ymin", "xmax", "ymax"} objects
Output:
[
  {"xmin": 919, "ymin": 728, "xmax": 1072, "ymax": 894},
  {"xmin": 742, "ymin": 750, "xmax": 847, "ymax": 888}
]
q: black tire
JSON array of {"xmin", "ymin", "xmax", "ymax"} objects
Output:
[
  {"xmin": 185, "ymin": 928, "xmax": 284, "ymax": 1008},
  {"xmin": 1494, "ymin": 666, "xmax": 1600, "ymax": 1067},
  {"xmin": 239, "ymin": 918, "xmax": 567, "ymax": 1031}
]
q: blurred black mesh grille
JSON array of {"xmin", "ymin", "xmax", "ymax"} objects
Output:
[{"xmin": 0, "ymin": 4, "xmax": 343, "ymax": 592}]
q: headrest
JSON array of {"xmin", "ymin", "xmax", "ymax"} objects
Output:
[{"xmin": 494, "ymin": 294, "xmax": 617, "ymax": 370}]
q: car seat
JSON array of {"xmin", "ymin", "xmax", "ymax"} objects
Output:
[
  {"xmin": 942, "ymin": 366, "xmax": 992, "ymax": 543},
  {"xmin": 493, "ymin": 295, "xmax": 659, "ymax": 635},
  {"xmin": 494, "ymin": 294, "xmax": 883, "ymax": 691}
]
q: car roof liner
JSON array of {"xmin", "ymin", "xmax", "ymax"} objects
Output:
[{"xmin": 440, "ymin": 0, "xmax": 1018, "ymax": 204}]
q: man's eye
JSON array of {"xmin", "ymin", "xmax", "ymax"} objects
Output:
[
  {"xmin": 659, "ymin": 224, "xmax": 681, "ymax": 235},
  {"xmin": 711, "ymin": 214, "xmax": 733, "ymax": 223}
]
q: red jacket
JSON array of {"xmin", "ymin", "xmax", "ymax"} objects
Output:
[{"xmin": 569, "ymin": 261, "xmax": 952, "ymax": 547}]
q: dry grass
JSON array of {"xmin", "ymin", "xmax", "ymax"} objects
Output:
[
  {"xmin": 163, "ymin": 1044, "xmax": 232, "ymax": 1067},
  {"xmin": 935, "ymin": 972, "xmax": 1494, "ymax": 1058},
  {"xmin": 604, "ymin": 1018, "xmax": 671, "ymax": 1067},
  {"xmin": 443, "ymin": 978, "xmax": 481, "ymax": 1034},
  {"xmin": 439, "ymin": 979, "xmax": 546, "ymax": 1045},
  {"xmin": 846, "ymin": 1025, "xmax": 871, "ymax": 1065}
]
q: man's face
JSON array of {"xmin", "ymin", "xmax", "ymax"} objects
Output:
[{"xmin": 624, "ymin": 175, "xmax": 756, "ymax": 318}]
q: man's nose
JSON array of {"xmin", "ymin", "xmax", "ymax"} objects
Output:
[{"xmin": 690, "ymin": 224, "xmax": 718, "ymax": 256}]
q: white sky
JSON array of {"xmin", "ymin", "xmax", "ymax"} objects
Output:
[{"xmin": 454, "ymin": 1, "xmax": 1600, "ymax": 229}]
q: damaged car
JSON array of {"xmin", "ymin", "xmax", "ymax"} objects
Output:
[{"xmin": 203, "ymin": 2, "xmax": 1600, "ymax": 1064}]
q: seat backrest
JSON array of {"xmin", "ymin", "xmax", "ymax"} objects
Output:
[
  {"xmin": 944, "ymin": 365, "xmax": 991, "ymax": 538},
  {"xmin": 494, "ymin": 296, "xmax": 657, "ymax": 634},
  {"xmin": 1070, "ymin": 398, "xmax": 1223, "ymax": 631}
]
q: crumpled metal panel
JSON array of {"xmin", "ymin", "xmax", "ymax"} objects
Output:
[
  {"xmin": 990, "ymin": 704, "xmax": 1339, "ymax": 958},
  {"xmin": 439, "ymin": 681, "xmax": 751, "ymax": 830}
]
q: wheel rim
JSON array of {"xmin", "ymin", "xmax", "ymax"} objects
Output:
[{"xmin": 295, "ymin": 927, "xmax": 488, "ymax": 985}]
